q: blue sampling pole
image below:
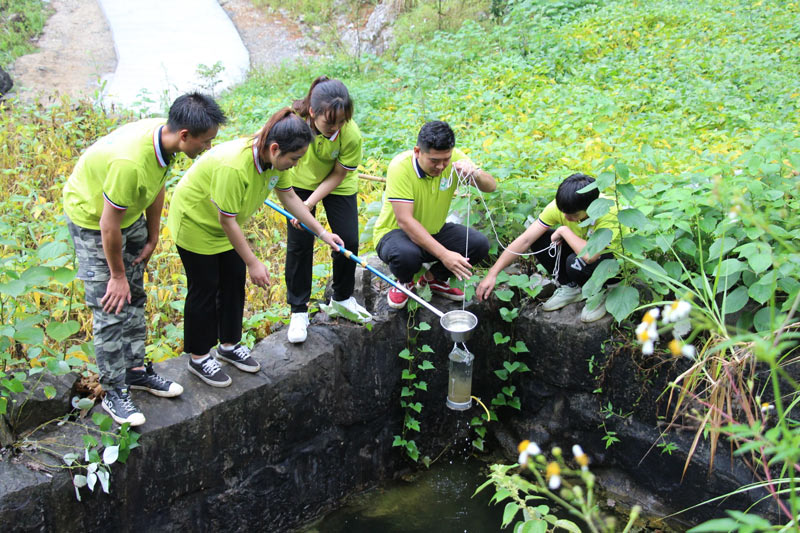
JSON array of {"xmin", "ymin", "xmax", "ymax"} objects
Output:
[{"xmin": 263, "ymin": 198, "xmax": 445, "ymax": 318}]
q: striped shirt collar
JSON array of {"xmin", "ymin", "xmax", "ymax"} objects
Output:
[
  {"xmin": 252, "ymin": 141, "xmax": 272, "ymax": 174},
  {"xmin": 412, "ymin": 156, "xmax": 428, "ymax": 179},
  {"xmin": 152, "ymin": 125, "xmax": 169, "ymax": 168}
]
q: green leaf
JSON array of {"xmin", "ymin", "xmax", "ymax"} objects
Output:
[
  {"xmin": 0, "ymin": 397, "xmax": 6, "ymax": 415},
  {"xmin": 1, "ymin": 378, "xmax": 24, "ymax": 394},
  {"xmin": 503, "ymin": 361, "xmax": 521, "ymax": 373},
  {"xmin": 43, "ymin": 385, "xmax": 57, "ymax": 399},
  {"xmin": 493, "ymin": 332, "xmax": 510, "ymax": 345},
  {"xmin": 747, "ymin": 251, "xmax": 772, "ymax": 274},
  {"xmin": 748, "ymin": 281, "xmax": 773, "ymax": 305},
  {"xmin": 415, "ymin": 322, "xmax": 431, "ymax": 331},
  {"xmin": 472, "ymin": 438, "xmax": 484, "ymax": 451},
  {"xmin": 586, "ymin": 198, "xmax": 614, "ymax": 220},
  {"xmin": 714, "ymin": 259, "xmax": 746, "ymax": 277},
  {"xmin": 398, "ymin": 348, "xmax": 412, "ymax": 360},
  {"xmin": 708, "ymin": 237, "xmax": 738, "ymax": 260},
  {"xmin": 581, "ymin": 258, "xmax": 619, "ymax": 298},
  {"xmin": 605, "ymin": 285, "xmax": 639, "ymax": 322},
  {"xmin": 419, "ymin": 344, "xmax": 434, "ymax": 353},
  {"xmin": 0, "ymin": 279, "xmax": 27, "ymax": 297},
  {"xmin": 495, "ymin": 289, "xmax": 514, "ymax": 302},
  {"xmin": 553, "ymin": 520, "xmax": 583, "ymax": 533},
  {"xmin": 494, "ymin": 369, "xmax": 509, "ymax": 380},
  {"xmin": 76, "ymin": 397, "xmax": 95, "ymax": 410},
  {"xmin": 46, "ymin": 320, "xmax": 80, "ymax": 342},
  {"xmin": 13, "ymin": 325, "xmax": 44, "ymax": 345},
  {"xmin": 401, "ymin": 369, "xmax": 417, "ymax": 380},
  {"xmin": 53, "ymin": 267, "xmax": 78, "ymax": 285},
  {"xmin": 723, "ymin": 286, "xmax": 748, "ymax": 315},
  {"xmin": 413, "ymin": 381, "xmax": 428, "ymax": 391},
  {"xmin": 581, "ymin": 228, "xmax": 613, "ymax": 258},
  {"xmin": 103, "ymin": 445, "xmax": 119, "ymax": 465},
  {"xmin": 509, "ymin": 341, "xmax": 529, "ymax": 354},
  {"xmin": 401, "ymin": 386, "xmax": 414, "ymax": 397},
  {"xmin": 418, "ymin": 360, "xmax": 435, "ymax": 371},
  {"xmin": 502, "ymin": 502, "xmax": 520, "ymax": 528},
  {"xmin": 687, "ymin": 518, "xmax": 741, "ymax": 532},
  {"xmin": 618, "ymin": 208, "xmax": 648, "ymax": 229}
]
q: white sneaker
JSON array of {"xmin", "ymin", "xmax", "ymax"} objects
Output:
[
  {"xmin": 542, "ymin": 285, "xmax": 583, "ymax": 311},
  {"xmin": 581, "ymin": 299, "xmax": 608, "ymax": 322},
  {"xmin": 330, "ymin": 296, "xmax": 373, "ymax": 323},
  {"xmin": 287, "ymin": 312, "xmax": 309, "ymax": 343}
]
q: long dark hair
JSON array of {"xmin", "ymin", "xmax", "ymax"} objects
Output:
[
  {"xmin": 292, "ymin": 76, "xmax": 354, "ymax": 124},
  {"xmin": 253, "ymin": 108, "xmax": 314, "ymax": 165}
]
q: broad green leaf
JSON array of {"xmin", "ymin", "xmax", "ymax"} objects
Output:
[
  {"xmin": 53, "ymin": 267, "xmax": 78, "ymax": 284},
  {"xmin": 495, "ymin": 289, "xmax": 514, "ymax": 302},
  {"xmin": 714, "ymin": 259, "xmax": 745, "ymax": 277},
  {"xmin": 43, "ymin": 385, "xmax": 57, "ymax": 399},
  {"xmin": 708, "ymin": 237, "xmax": 738, "ymax": 259},
  {"xmin": 606, "ymin": 285, "xmax": 639, "ymax": 323},
  {"xmin": 687, "ymin": 518, "xmax": 741, "ymax": 532},
  {"xmin": 553, "ymin": 520, "xmax": 583, "ymax": 533},
  {"xmin": 418, "ymin": 360, "xmax": 435, "ymax": 371},
  {"xmin": 748, "ymin": 282, "xmax": 773, "ymax": 305},
  {"xmin": 502, "ymin": 502, "xmax": 520, "ymax": 528},
  {"xmin": 618, "ymin": 208, "xmax": 648, "ymax": 229},
  {"xmin": 581, "ymin": 228, "xmax": 613, "ymax": 258},
  {"xmin": 0, "ymin": 280, "xmax": 27, "ymax": 297},
  {"xmin": 582, "ymin": 258, "xmax": 619, "ymax": 298},
  {"xmin": 587, "ymin": 198, "xmax": 614, "ymax": 220},
  {"xmin": 1, "ymin": 378, "xmax": 24, "ymax": 394},
  {"xmin": 13, "ymin": 325, "xmax": 44, "ymax": 345},
  {"xmin": 723, "ymin": 286, "xmax": 748, "ymax": 315},
  {"xmin": 46, "ymin": 320, "xmax": 80, "ymax": 342},
  {"xmin": 493, "ymin": 332, "xmax": 510, "ymax": 345},
  {"xmin": 76, "ymin": 397, "xmax": 95, "ymax": 410},
  {"xmin": 398, "ymin": 348, "xmax": 412, "ymax": 360},
  {"xmin": 401, "ymin": 369, "xmax": 416, "ymax": 380},
  {"xmin": 747, "ymin": 252, "xmax": 772, "ymax": 274},
  {"xmin": 103, "ymin": 445, "xmax": 119, "ymax": 465}
]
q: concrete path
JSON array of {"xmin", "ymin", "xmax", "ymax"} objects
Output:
[{"xmin": 97, "ymin": 0, "xmax": 249, "ymax": 111}]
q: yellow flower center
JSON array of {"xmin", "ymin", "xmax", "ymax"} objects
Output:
[
  {"xmin": 668, "ymin": 339, "xmax": 682, "ymax": 356},
  {"xmin": 671, "ymin": 301, "xmax": 680, "ymax": 311},
  {"xmin": 546, "ymin": 462, "xmax": 561, "ymax": 479},
  {"xmin": 637, "ymin": 329, "xmax": 650, "ymax": 342},
  {"xmin": 643, "ymin": 313, "xmax": 655, "ymax": 325},
  {"xmin": 518, "ymin": 440, "xmax": 530, "ymax": 453},
  {"xmin": 575, "ymin": 454, "xmax": 589, "ymax": 467}
]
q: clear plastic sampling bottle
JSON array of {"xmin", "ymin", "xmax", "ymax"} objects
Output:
[{"xmin": 447, "ymin": 344, "xmax": 474, "ymax": 411}]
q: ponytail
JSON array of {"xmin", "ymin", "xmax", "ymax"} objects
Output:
[
  {"xmin": 292, "ymin": 76, "xmax": 354, "ymax": 124},
  {"xmin": 254, "ymin": 107, "xmax": 314, "ymax": 164}
]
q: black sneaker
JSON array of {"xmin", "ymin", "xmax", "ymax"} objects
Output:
[
  {"xmin": 187, "ymin": 355, "xmax": 232, "ymax": 387},
  {"xmin": 216, "ymin": 344, "xmax": 260, "ymax": 373},
  {"xmin": 127, "ymin": 362, "xmax": 184, "ymax": 397},
  {"xmin": 102, "ymin": 387, "xmax": 146, "ymax": 426}
]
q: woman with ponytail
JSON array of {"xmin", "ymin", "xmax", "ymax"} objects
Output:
[
  {"xmin": 285, "ymin": 76, "xmax": 369, "ymax": 344},
  {"xmin": 168, "ymin": 108, "xmax": 343, "ymax": 387}
]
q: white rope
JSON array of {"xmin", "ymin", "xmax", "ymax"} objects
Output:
[
  {"xmin": 450, "ymin": 166, "xmax": 539, "ymax": 257},
  {"xmin": 450, "ymin": 165, "xmax": 563, "ymax": 286}
]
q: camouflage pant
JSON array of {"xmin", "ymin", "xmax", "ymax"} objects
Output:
[{"xmin": 67, "ymin": 216, "xmax": 147, "ymax": 388}]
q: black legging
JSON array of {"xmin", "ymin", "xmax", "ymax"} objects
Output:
[
  {"xmin": 285, "ymin": 187, "xmax": 358, "ymax": 313},
  {"xmin": 177, "ymin": 246, "xmax": 246, "ymax": 355}
]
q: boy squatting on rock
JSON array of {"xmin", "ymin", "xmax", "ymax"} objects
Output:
[{"xmin": 476, "ymin": 173, "xmax": 624, "ymax": 322}]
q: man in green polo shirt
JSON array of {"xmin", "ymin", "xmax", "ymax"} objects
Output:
[
  {"xmin": 373, "ymin": 121, "xmax": 497, "ymax": 309},
  {"xmin": 63, "ymin": 92, "xmax": 226, "ymax": 426}
]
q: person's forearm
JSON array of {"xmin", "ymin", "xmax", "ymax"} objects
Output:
[
  {"xmin": 473, "ymin": 169, "xmax": 497, "ymax": 193},
  {"xmin": 305, "ymin": 166, "xmax": 349, "ymax": 206},
  {"xmin": 144, "ymin": 187, "xmax": 165, "ymax": 243},
  {"xmin": 219, "ymin": 216, "xmax": 259, "ymax": 266},
  {"xmin": 100, "ymin": 225, "xmax": 125, "ymax": 277},
  {"xmin": 276, "ymin": 189, "xmax": 330, "ymax": 238},
  {"xmin": 559, "ymin": 228, "xmax": 594, "ymax": 262}
]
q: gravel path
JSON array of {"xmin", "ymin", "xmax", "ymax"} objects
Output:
[{"xmin": 10, "ymin": 0, "xmax": 312, "ymax": 102}]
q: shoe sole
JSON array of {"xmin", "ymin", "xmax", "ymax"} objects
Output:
[
  {"xmin": 129, "ymin": 383, "xmax": 184, "ymax": 398},
  {"xmin": 187, "ymin": 364, "xmax": 232, "ymax": 387},
  {"xmin": 216, "ymin": 353, "xmax": 261, "ymax": 373},
  {"xmin": 430, "ymin": 290, "xmax": 465, "ymax": 302},
  {"xmin": 542, "ymin": 296, "xmax": 584, "ymax": 311},
  {"xmin": 387, "ymin": 294, "xmax": 408, "ymax": 309},
  {"xmin": 102, "ymin": 400, "xmax": 145, "ymax": 426}
]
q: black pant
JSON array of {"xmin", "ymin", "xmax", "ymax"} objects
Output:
[
  {"xmin": 531, "ymin": 230, "xmax": 614, "ymax": 286},
  {"xmin": 177, "ymin": 246, "xmax": 246, "ymax": 355},
  {"xmin": 375, "ymin": 223, "xmax": 490, "ymax": 283},
  {"xmin": 285, "ymin": 188, "xmax": 358, "ymax": 313}
]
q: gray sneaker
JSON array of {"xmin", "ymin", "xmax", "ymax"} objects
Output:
[
  {"xmin": 102, "ymin": 387, "xmax": 146, "ymax": 426},
  {"xmin": 581, "ymin": 300, "xmax": 608, "ymax": 322},
  {"xmin": 542, "ymin": 285, "xmax": 583, "ymax": 311},
  {"xmin": 188, "ymin": 356, "xmax": 232, "ymax": 387},
  {"xmin": 216, "ymin": 344, "xmax": 260, "ymax": 373}
]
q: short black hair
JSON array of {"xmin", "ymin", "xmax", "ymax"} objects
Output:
[
  {"xmin": 555, "ymin": 173, "xmax": 598, "ymax": 214},
  {"xmin": 167, "ymin": 92, "xmax": 227, "ymax": 136},
  {"xmin": 417, "ymin": 121, "xmax": 455, "ymax": 152}
]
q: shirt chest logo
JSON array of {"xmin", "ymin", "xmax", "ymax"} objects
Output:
[
  {"xmin": 268, "ymin": 175, "xmax": 279, "ymax": 189},
  {"xmin": 330, "ymin": 149, "xmax": 340, "ymax": 159},
  {"xmin": 439, "ymin": 175, "xmax": 452, "ymax": 190}
]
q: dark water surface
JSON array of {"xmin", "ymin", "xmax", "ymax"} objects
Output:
[{"xmin": 303, "ymin": 459, "xmax": 505, "ymax": 533}]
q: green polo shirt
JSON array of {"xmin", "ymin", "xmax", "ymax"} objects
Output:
[
  {"xmin": 537, "ymin": 197, "xmax": 624, "ymax": 254},
  {"xmin": 167, "ymin": 137, "xmax": 292, "ymax": 255},
  {"xmin": 372, "ymin": 148, "xmax": 470, "ymax": 246},
  {"xmin": 63, "ymin": 118, "xmax": 171, "ymax": 230},
  {"xmin": 288, "ymin": 120, "xmax": 362, "ymax": 195}
]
